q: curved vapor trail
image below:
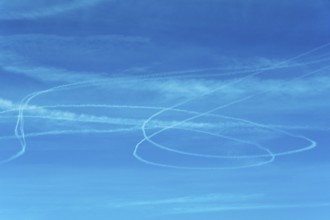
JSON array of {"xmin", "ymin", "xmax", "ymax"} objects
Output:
[
  {"xmin": 1, "ymin": 42, "xmax": 329, "ymax": 168},
  {"xmin": 134, "ymin": 43, "xmax": 330, "ymax": 169},
  {"xmin": 1, "ymin": 102, "xmax": 274, "ymax": 165},
  {"xmin": 0, "ymin": 102, "xmax": 317, "ymax": 154},
  {"xmin": 1, "ymin": 104, "xmax": 274, "ymax": 158},
  {"xmin": 0, "ymin": 102, "xmax": 320, "ymax": 158},
  {"xmin": 7, "ymin": 81, "xmax": 100, "ymax": 164},
  {"xmin": 135, "ymin": 65, "xmax": 328, "ymax": 162}
]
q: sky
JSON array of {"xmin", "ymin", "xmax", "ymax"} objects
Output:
[{"xmin": 0, "ymin": 0, "xmax": 330, "ymax": 219}]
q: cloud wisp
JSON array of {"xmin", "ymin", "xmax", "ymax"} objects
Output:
[
  {"xmin": 106, "ymin": 192, "xmax": 330, "ymax": 216},
  {"xmin": 0, "ymin": 0, "xmax": 107, "ymax": 20},
  {"xmin": 111, "ymin": 193, "xmax": 263, "ymax": 208},
  {"xmin": 169, "ymin": 202, "xmax": 330, "ymax": 215}
]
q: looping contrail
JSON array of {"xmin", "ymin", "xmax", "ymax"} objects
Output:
[{"xmin": 1, "ymin": 42, "xmax": 329, "ymax": 169}]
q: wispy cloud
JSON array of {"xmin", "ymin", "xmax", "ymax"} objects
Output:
[
  {"xmin": 142, "ymin": 75, "xmax": 330, "ymax": 102},
  {"xmin": 0, "ymin": 98, "xmax": 15, "ymax": 110},
  {"xmin": 1, "ymin": 70, "xmax": 330, "ymax": 130},
  {"xmin": 170, "ymin": 202, "xmax": 330, "ymax": 214},
  {"xmin": 107, "ymin": 192, "xmax": 330, "ymax": 216},
  {"xmin": 111, "ymin": 193, "xmax": 263, "ymax": 208},
  {"xmin": 3, "ymin": 65, "xmax": 107, "ymax": 83},
  {"xmin": 0, "ymin": 0, "xmax": 107, "ymax": 20},
  {"xmin": 0, "ymin": 34, "xmax": 152, "ymax": 83}
]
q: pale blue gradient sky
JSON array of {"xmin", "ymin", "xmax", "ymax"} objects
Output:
[{"xmin": 0, "ymin": 0, "xmax": 330, "ymax": 219}]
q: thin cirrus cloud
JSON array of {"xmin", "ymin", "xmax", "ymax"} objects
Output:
[
  {"xmin": 1, "ymin": 71, "xmax": 330, "ymax": 112},
  {"xmin": 0, "ymin": 34, "xmax": 153, "ymax": 71},
  {"xmin": 106, "ymin": 192, "xmax": 330, "ymax": 215},
  {"xmin": 110, "ymin": 193, "xmax": 264, "ymax": 208},
  {"xmin": 0, "ymin": 0, "xmax": 107, "ymax": 20},
  {"xmin": 2, "ymin": 55, "xmax": 330, "ymax": 99},
  {"xmin": 169, "ymin": 203, "xmax": 330, "ymax": 215},
  {"xmin": 3, "ymin": 65, "xmax": 108, "ymax": 83},
  {"xmin": 1, "ymin": 33, "xmax": 329, "ymax": 86},
  {"xmin": 1, "ymin": 71, "xmax": 330, "ymax": 125}
]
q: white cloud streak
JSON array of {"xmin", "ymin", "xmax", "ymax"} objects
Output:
[
  {"xmin": 111, "ymin": 193, "xmax": 263, "ymax": 208},
  {"xmin": 3, "ymin": 65, "xmax": 107, "ymax": 83},
  {"xmin": 0, "ymin": 34, "xmax": 152, "ymax": 83},
  {"xmin": 0, "ymin": 0, "xmax": 107, "ymax": 20},
  {"xmin": 170, "ymin": 202, "xmax": 330, "ymax": 214}
]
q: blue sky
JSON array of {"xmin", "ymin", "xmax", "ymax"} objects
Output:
[{"xmin": 0, "ymin": 0, "xmax": 330, "ymax": 219}]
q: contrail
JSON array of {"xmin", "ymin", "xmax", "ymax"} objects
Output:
[{"xmin": 0, "ymin": 42, "xmax": 329, "ymax": 168}]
